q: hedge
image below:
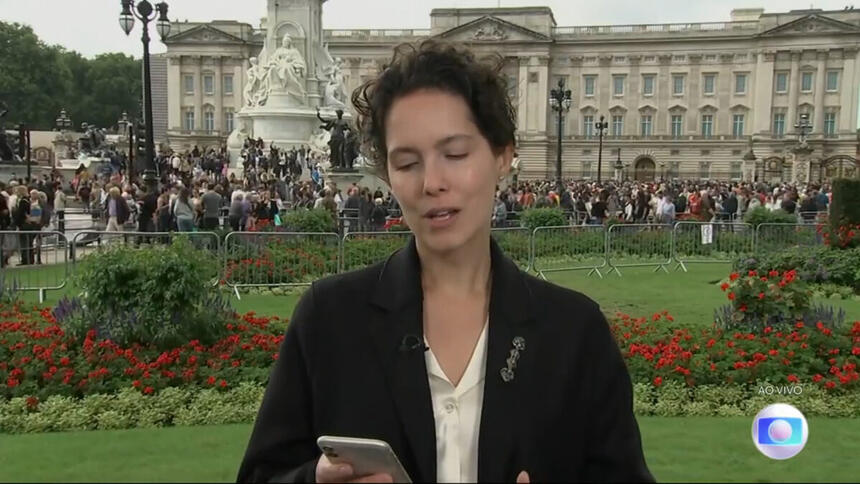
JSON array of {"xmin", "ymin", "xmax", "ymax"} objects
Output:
[{"xmin": 3, "ymin": 380, "xmax": 858, "ymax": 434}]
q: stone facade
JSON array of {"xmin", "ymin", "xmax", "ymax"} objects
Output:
[{"xmin": 162, "ymin": 6, "xmax": 860, "ymax": 181}]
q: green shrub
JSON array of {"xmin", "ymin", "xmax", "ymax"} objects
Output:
[
  {"xmin": 827, "ymin": 178, "xmax": 860, "ymax": 249},
  {"xmin": 282, "ymin": 208, "xmax": 336, "ymax": 233},
  {"xmin": 743, "ymin": 206, "xmax": 797, "ymax": 226},
  {"xmin": 491, "ymin": 230, "xmax": 531, "ymax": 269},
  {"xmin": 520, "ymin": 208, "xmax": 567, "ymax": 231},
  {"xmin": 735, "ymin": 246, "xmax": 860, "ymax": 291},
  {"xmin": 59, "ymin": 236, "xmax": 233, "ymax": 349}
]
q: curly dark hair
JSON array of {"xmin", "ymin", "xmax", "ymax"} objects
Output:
[{"xmin": 351, "ymin": 39, "xmax": 517, "ymax": 181}]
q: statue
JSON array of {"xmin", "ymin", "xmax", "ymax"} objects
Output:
[
  {"xmin": 244, "ymin": 57, "xmax": 270, "ymax": 107},
  {"xmin": 316, "ymin": 108, "xmax": 350, "ymax": 170},
  {"xmin": 307, "ymin": 129, "xmax": 331, "ymax": 158},
  {"xmin": 322, "ymin": 57, "xmax": 348, "ymax": 108},
  {"xmin": 342, "ymin": 127, "xmax": 359, "ymax": 170},
  {"xmin": 227, "ymin": 119, "xmax": 250, "ymax": 150},
  {"xmin": 266, "ymin": 33, "xmax": 307, "ymax": 102}
]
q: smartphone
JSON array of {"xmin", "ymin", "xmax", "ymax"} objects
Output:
[{"xmin": 316, "ymin": 435, "xmax": 412, "ymax": 483}]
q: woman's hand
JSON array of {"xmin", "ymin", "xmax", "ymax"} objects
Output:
[{"xmin": 315, "ymin": 455, "xmax": 393, "ymax": 483}]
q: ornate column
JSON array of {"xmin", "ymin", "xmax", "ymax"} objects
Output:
[
  {"xmin": 786, "ymin": 50, "xmax": 801, "ymax": 135},
  {"xmin": 192, "ymin": 55, "xmax": 203, "ymax": 133},
  {"xmin": 839, "ymin": 47, "xmax": 858, "ymax": 133},
  {"xmin": 213, "ymin": 56, "xmax": 224, "ymax": 137},
  {"xmin": 813, "ymin": 49, "xmax": 827, "ymax": 136}
]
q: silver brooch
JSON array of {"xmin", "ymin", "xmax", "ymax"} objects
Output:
[{"xmin": 500, "ymin": 336, "xmax": 526, "ymax": 383}]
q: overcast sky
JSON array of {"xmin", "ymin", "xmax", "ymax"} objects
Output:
[{"xmin": 0, "ymin": 0, "xmax": 853, "ymax": 58}]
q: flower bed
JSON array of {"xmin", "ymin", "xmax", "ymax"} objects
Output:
[
  {"xmin": 611, "ymin": 311, "xmax": 860, "ymax": 393},
  {"xmin": 0, "ymin": 305, "xmax": 285, "ymax": 400},
  {"xmin": 1, "ymin": 300, "xmax": 858, "ymax": 432}
]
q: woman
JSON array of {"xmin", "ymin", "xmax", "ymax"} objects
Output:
[
  {"xmin": 229, "ymin": 192, "xmax": 245, "ymax": 232},
  {"xmin": 173, "ymin": 188, "xmax": 196, "ymax": 232},
  {"xmin": 238, "ymin": 40, "xmax": 652, "ymax": 483}
]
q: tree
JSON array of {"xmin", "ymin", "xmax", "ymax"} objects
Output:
[
  {"xmin": 0, "ymin": 21, "xmax": 141, "ymax": 131},
  {"xmin": 0, "ymin": 22, "xmax": 72, "ymax": 129}
]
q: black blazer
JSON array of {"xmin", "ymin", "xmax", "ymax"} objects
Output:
[{"xmin": 237, "ymin": 237, "xmax": 654, "ymax": 483}]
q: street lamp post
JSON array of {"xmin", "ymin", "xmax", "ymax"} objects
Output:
[
  {"xmin": 54, "ymin": 109, "xmax": 73, "ymax": 166},
  {"xmin": 119, "ymin": 0, "xmax": 170, "ymax": 194},
  {"xmin": 594, "ymin": 115, "xmax": 609, "ymax": 184},
  {"xmin": 549, "ymin": 78, "xmax": 572, "ymax": 193}
]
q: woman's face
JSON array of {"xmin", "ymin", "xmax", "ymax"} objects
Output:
[{"xmin": 385, "ymin": 89, "xmax": 512, "ymax": 253}]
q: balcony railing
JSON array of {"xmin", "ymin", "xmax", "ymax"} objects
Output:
[
  {"xmin": 324, "ymin": 29, "xmax": 431, "ymax": 40},
  {"xmin": 553, "ymin": 20, "xmax": 759, "ymax": 37}
]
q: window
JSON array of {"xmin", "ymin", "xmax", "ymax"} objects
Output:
[
  {"xmin": 611, "ymin": 115, "xmax": 624, "ymax": 137},
  {"xmin": 584, "ymin": 75, "xmax": 595, "ymax": 96},
  {"xmin": 775, "ymin": 72, "xmax": 788, "ymax": 93},
  {"xmin": 699, "ymin": 162, "xmax": 710, "ymax": 180},
  {"xmin": 642, "ymin": 75, "xmax": 655, "ymax": 95},
  {"xmin": 640, "ymin": 115, "xmax": 652, "ymax": 137},
  {"xmin": 773, "ymin": 113, "xmax": 785, "ymax": 138},
  {"xmin": 730, "ymin": 162, "xmax": 742, "ymax": 180},
  {"xmin": 583, "ymin": 115, "xmax": 594, "ymax": 138},
  {"xmin": 703, "ymin": 74, "xmax": 715, "ymax": 95},
  {"xmin": 203, "ymin": 108, "xmax": 215, "ymax": 134},
  {"xmin": 826, "ymin": 71, "xmax": 839, "ymax": 92},
  {"xmin": 223, "ymin": 75, "xmax": 234, "ymax": 95},
  {"xmin": 671, "ymin": 115, "xmax": 683, "ymax": 138},
  {"xmin": 224, "ymin": 109, "xmax": 234, "ymax": 133},
  {"xmin": 732, "ymin": 114, "xmax": 745, "ymax": 138},
  {"xmin": 582, "ymin": 161, "xmax": 592, "ymax": 179},
  {"xmin": 701, "ymin": 114, "xmax": 713, "ymax": 138},
  {"xmin": 668, "ymin": 162, "xmax": 680, "ymax": 179},
  {"xmin": 183, "ymin": 109, "xmax": 194, "ymax": 131},
  {"xmin": 183, "ymin": 75, "xmax": 194, "ymax": 95},
  {"xmin": 734, "ymin": 73, "xmax": 747, "ymax": 94},
  {"xmin": 801, "ymin": 72, "xmax": 813, "ymax": 92},
  {"xmin": 672, "ymin": 75, "xmax": 684, "ymax": 95},
  {"xmin": 824, "ymin": 112, "xmax": 837, "ymax": 137},
  {"xmin": 203, "ymin": 75, "xmax": 214, "ymax": 95},
  {"xmin": 613, "ymin": 75, "xmax": 625, "ymax": 96}
]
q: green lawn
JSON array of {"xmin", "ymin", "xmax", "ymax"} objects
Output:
[
  {"xmin": 1, "ymin": 417, "xmax": 858, "ymax": 482},
  {"xmin": 8, "ymin": 262, "xmax": 860, "ymax": 324}
]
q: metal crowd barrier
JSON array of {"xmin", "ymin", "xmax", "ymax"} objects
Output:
[
  {"xmin": 606, "ymin": 223, "xmax": 673, "ymax": 276},
  {"xmin": 754, "ymin": 223, "xmax": 823, "ymax": 254},
  {"xmin": 222, "ymin": 231, "xmax": 340, "ymax": 299},
  {"xmin": 672, "ymin": 222, "xmax": 754, "ymax": 272},
  {"xmin": 0, "ymin": 230, "xmax": 69, "ymax": 302},
  {"xmin": 341, "ymin": 231, "xmax": 412, "ymax": 272},
  {"xmin": 531, "ymin": 225, "xmax": 606, "ymax": 279},
  {"xmin": 490, "ymin": 227, "xmax": 532, "ymax": 272},
  {"xmin": 70, "ymin": 230, "xmax": 221, "ymax": 266}
]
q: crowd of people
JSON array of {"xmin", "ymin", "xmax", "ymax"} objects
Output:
[
  {"xmin": 492, "ymin": 178, "xmax": 831, "ymax": 227},
  {"xmin": 0, "ymin": 139, "xmax": 835, "ymax": 268}
]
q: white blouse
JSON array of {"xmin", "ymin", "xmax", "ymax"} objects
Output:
[{"xmin": 424, "ymin": 321, "xmax": 489, "ymax": 483}]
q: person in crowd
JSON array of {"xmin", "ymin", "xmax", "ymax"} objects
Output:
[
  {"xmin": 201, "ymin": 184, "xmax": 223, "ymax": 230},
  {"xmin": 229, "ymin": 192, "xmax": 245, "ymax": 232},
  {"xmin": 173, "ymin": 187, "xmax": 196, "ymax": 232},
  {"xmin": 492, "ymin": 192, "xmax": 507, "ymax": 227},
  {"xmin": 104, "ymin": 186, "xmax": 130, "ymax": 233},
  {"xmin": 590, "ymin": 191, "xmax": 608, "ymax": 225},
  {"xmin": 53, "ymin": 182, "xmax": 67, "ymax": 236},
  {"xmin": 369, "ymin": 197, "xmax": 388, "ymax": 231}
]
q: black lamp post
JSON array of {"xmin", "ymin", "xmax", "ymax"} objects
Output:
[
  {"xmin": 549, "ymin": 78, "xmax": 572, "ymax": 192},
  {"xmin": 594, "ymin": 114, "xmax": 609, "ymax": 184},
  {"xmin": 613, "ymin": 148, "xmax": 623, "ymax": 181},
  {"xmin": 119, "ymin": 0, "xmax": 170, "ymax": 194}
]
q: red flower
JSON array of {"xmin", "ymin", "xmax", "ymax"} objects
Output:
[
  {"xmin": 748, "ymin": 270, "xmax": 758, "ymax": 277},
  {"xmin": 653, "ymin": 376, "xmax": 662, "ymax": 387},
  {"xmin": 6, "ymin": 377, "xmax": 19, "ymax": 388},
  {"xmin": 25, "ymin": 396, "xmax": 39, "ymax": 409},
  {"xmin": 720, "ymin": 283, "xmax": 730, "ymax": 292},
  {"xmin": 812, "ymin": 374, "xmax": 823, "ymax": 383},
  {"xmin": 219, "ymin": 379, "xmax": 227, "ymax": 388},
  {"xmin": 795, "ymin": 322, "xmax": 804, "ymax": 329},
  {"xmin": 739, "ymin": 304, "xmax": 747, "ymax": 312},
  {"xmin": 787, "ymin": 374, "xmax": 799, "ymax": 383},
  {"xmin": 143, "ymin": 386, "xmax": 154, "ymax": 395},
  {"xmin": 729, "ymin": 272, "xmax": 739, "ymax": 281},
  {"xmin": 758, "ymin": 292, "xmax": 766, "ymax": 300},
  {"xmin": 207, "ymin": 376, "xmax": 216, "ymax": 385},
  {"xmin": 60, "ymin": 357, "xmax": 70, "ymax": 366},
  {"xmin": 132, "ymin": 380, "xmax": 141, "ymax": 388},
  {"xmin": 768, "ymin": 270, "xmax": 779, "ymax": 278},
  {"xmin": 852, "ymin": 347, "xmax": 860, "ymax": 356},
  {"xmin": 825, "ymin": 381, "xmax": 836, "ymax": 389},
  {"xmin": 727, "ymin": 292, "xmax": 736, "ymax": 301}
]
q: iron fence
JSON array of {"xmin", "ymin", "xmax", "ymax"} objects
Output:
[
  {"xmin": 672, "ymin": 222, "xmax": 754, "ymax": 271},
  {"xmin": 606, "ymin": 224, "xmax": 673, "ymax": 276},
  {"xmin": 0, "ymin": 230, "xmax": 69, "ymax": 302},
  {"xmin": 341, "ymin": 231, "xmax": 413, "ymax": 272},
  {"xmin": 531, "ymin": 225, "xmax": 606, "ymax": 279},
  {"xmin": 754, "ymin": 223, "xmax": 824, "ymax": 254}
]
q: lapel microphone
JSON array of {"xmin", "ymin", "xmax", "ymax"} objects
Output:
[{"xmin": 398, "ymin": 334, "xmax": 428, "ymax": 353}]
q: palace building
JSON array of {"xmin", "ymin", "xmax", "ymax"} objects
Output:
[{"xmin": 161, "ymin": 6, "xmax": 860, "ymax": 182}]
